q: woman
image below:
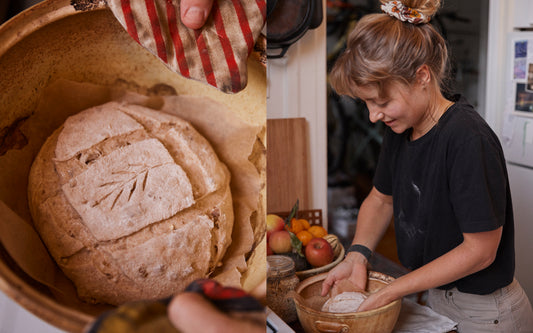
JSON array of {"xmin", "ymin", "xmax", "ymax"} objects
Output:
[{"xmin": 321, "ymin": 1, "xmax": 533, "ymax": 331}]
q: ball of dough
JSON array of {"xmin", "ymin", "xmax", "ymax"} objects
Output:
[
  {"xmin": 28, "ymin": 102, "xmax": 233, "ymax": 305},
  {"xmin": 322, "ymin": 291, "xmax": 368, "ymax": 313}
]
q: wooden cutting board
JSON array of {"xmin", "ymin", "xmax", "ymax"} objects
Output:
[{"xmin": 267, "ymin": 118, "xmax": 310, "ymax": 212}]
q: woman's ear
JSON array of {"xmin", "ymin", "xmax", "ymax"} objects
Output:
[{"xmin": 416, "ymin": 65, "xmax": 431, "ymax": 87}]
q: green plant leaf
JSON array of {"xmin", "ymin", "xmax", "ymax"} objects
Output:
[
  {"xmin": 284, "ymin": 199, "xmax": 299, "ymax": 230},
  {"xmin": 289, "ymin": 230, "xmax": 304, "ymax": 257}
]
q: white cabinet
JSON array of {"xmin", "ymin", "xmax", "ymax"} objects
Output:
[{"xmin": 513, "ymin": 0, "xmax": 533, "ymax": 28}]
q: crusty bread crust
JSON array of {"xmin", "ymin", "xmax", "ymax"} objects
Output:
[{"xmin": 28, "ymin": 102, "xmax": 233, "ymax": 305}]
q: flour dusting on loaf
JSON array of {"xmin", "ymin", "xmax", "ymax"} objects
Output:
[
  {"xmin": 28, "ymin": 102, "xmax": 233, "ymax": 305},
  {"xmin": 322, "ymin": 291, "xmax": 367, "ymax": 313}
]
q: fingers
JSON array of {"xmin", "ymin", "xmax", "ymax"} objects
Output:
[
  {"xmin": 180, "ymin": 0, "xmax": 214, "ymax": 29},
  {"xmin": 168, "ymin": 292, "xmax": 265, "ymax": 333},
  {"xmin": 351, "ymin": 274, "xmax": 367, "ymax": 291},
  {"xmin": 321, "ymin": 258, "xmax": 370, "ymax": 297},
  {"xmin": 350, "ymin": 263, "xmax": 369, "ymax": 291},
  {"xmin": 321, "ymin": 260, "xmax": 355, "ymax": 296},
  {"xmin": 356, "ymin": 296, "xmax": 374, "ymax": 312},
  {"xmin": 168, "ymin": 292, "xmax": 226, "ymax": 333},
  {"xmin": 356, "ymin": 291, "xmax": 389, "ymax": 312},
  {"xmin": 321, "ymin": 275, "xmax": 335, "ymax": 296}
]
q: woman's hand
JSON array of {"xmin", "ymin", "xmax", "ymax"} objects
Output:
[
  {"xmin": 357, "ymin": 286, "xmax": 396, "ymax": 312},
  {"xmin": 180, "ymin": 0, "xmax": 214, "ymax": 29},
  {"xmin": 321, "ymin": 187, "xmax": 393, "ymax": 297},
  {"xmin": 168, "ymin": 292, "xmax": 264, "ymax": 333},
  {"xmin": 321, "ymin": 252, "xmax": 369, "ymax": 296}
]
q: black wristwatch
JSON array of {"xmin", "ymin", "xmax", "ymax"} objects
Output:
[{"xmin": 345, "ymin": 244, "xmax": 373, "ymax": 261}]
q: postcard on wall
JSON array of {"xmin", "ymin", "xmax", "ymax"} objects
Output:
[{"xmin": 514, "ymin": 40, "xmax": 528, "ymax": 79}]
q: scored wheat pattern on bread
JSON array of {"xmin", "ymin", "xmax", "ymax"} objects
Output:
[{"xmin": 28, "ymin": 102, "xmax": 233, "ymax": 305}]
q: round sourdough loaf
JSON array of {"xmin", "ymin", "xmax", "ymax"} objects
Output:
[
  {"xmin": 322, "ymin": 291, "xmax": 368, "ymax": 313},
  {"xmin": 28, "ymin": 102, "xmax": 233, "ymax": 305}
]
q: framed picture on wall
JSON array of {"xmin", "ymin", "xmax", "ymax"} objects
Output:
[{"xmin": 515, "ymin": 83, "xmax": 533, "ymax": 114}]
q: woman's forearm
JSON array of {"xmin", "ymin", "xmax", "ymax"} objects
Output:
[
  {"xmin": 351, "ymin": 187, "xmax": 394, "ymax": 251},
  {"xmin": 379, "ymin": 227, "xmax": 503, "ymax": 302}
]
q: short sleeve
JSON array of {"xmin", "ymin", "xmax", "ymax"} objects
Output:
[{"xmin": 448, "ymin": 134, "xmax": 508, "ymax": 233}]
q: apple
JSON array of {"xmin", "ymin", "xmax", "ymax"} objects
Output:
[
  {"xmin": 267, "ymin": 214, "xmax": 285, "ymax": 240},
  {"xmin": 305, "ymin": 237, "xmax": 334, "ymax": 267},
  {"xmin": 269, "ymin": 230, "xmax": 293, "ymax": 254}
]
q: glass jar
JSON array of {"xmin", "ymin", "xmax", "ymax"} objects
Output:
[{"xmin": 267, "ymin": 255, "xmax": 300, "ymax": 323}]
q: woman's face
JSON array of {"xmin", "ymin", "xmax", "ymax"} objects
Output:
[{"xmin": 355, "ymin": 81, "xmax": 433, "ymax": 138}]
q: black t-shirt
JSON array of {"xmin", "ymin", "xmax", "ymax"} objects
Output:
[{"xmin": 373, "ymin": 95, "xmax": 515, "ymax": 295}]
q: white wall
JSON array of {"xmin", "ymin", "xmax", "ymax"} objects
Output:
[{"xmin": 267, "ymin": 1, "xmax": 328, "ymax": 218}]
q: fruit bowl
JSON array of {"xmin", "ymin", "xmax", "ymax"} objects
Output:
[
  {"xmin": 268, "ymin": 209, "xmax": 345, "ymax": 279},
  {"xmin": 296, "ymin": 234, "xmax": 345, "ymax": 280}
]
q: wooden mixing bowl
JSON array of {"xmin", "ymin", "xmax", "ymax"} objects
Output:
[{"xmin": 293, "ymin": 271, "xmax": 402, "ymax": 333}]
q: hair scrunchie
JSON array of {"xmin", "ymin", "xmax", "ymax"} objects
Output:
[{"xmin": 381, "ymin": 1, "xmax": 430, "ymax": 24}]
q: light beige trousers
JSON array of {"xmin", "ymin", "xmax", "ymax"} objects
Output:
[{"xmin": 427, "ymin": 278, "xmax": 533, "ymax": 333}]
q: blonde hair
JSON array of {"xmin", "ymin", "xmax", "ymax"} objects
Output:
[{"xmin": 330, "ymin": 0, "xmax": 448, "ymax": 99}]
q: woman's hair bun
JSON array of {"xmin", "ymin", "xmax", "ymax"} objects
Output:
[{"xmin": 381, "ymin": 0, "xmax": 442, "ymax": 18}]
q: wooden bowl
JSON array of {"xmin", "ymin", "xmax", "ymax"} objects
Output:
[
  {"xmin": 0, "ymin": 1, "xmax": 265, "ymax": 331},
  {"xmin": 293, "ymin": 271, "xmax": 402, "ymax": 333}
]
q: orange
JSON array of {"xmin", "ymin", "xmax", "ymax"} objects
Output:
[
  {"xmin": 298, "ymin": 219, "xmax": 311, "ymax": 230},
  {"xmin": 296, "ymin": 230, "xmax": 313, "ymax": 246},
  {"xmin": 288, "ymin": 218, "xmax": 304, "ymax": 234},
  {"xmin": 308, "ymin": 225, "xmax": 327, "ymax": 238}
]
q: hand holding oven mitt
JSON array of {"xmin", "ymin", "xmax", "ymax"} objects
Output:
[{"xmin": 107, "ymin": 0, "xmax": 266, "ymax": 93}]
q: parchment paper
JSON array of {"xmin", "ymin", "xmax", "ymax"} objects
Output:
[{"xmin": 0, "ymin": 79, "xmax": 265, "ymax": 312}]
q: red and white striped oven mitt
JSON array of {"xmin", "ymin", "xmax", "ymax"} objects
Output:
[{"xmin": 107, "ymin": 0, "xmax": 266, "ymax": 93}]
